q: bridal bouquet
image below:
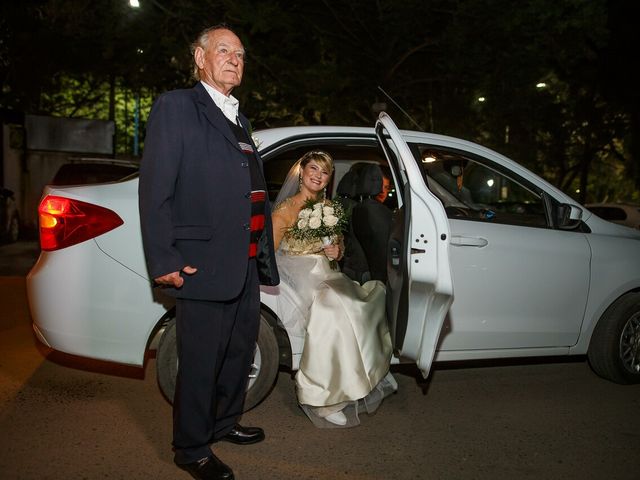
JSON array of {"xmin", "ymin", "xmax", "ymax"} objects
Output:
[{"xmin": 288, "ymin": 199, "xmax": 348, "ymax": 268}]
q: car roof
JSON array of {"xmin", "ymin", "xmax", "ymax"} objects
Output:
[
  {"xmin": 253, "ymin": 125, "xmax": 579, "ymax": 208},
  {"xmin": 254, "ymin": 125, "xmax": 477, "ymax": 151}
]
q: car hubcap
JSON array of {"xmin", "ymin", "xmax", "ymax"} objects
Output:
[
  {"xmin": 247, "ymin": 345, "xmax": 261, "ymax": 391},
  {"xmin": 620, "ymin": 312, "xmax": 640, "ymax": 374}
]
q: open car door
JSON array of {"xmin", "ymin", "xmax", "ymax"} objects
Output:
[{"xmin": 375, "ymin": 113, "xmax": 453, "ymax": 378}]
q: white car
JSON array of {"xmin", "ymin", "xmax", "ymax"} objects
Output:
[{"xmin": 27, "ymin": 114, "xmax": 640, "ymax": 410}]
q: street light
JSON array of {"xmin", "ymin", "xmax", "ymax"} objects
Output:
[{"xmin": 129, "ymin": 0, "xmax": 140, "ymax": 7}]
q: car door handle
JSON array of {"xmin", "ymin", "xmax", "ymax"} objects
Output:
[{"xmin": 450, "ymin": 235, "xmax": 488, "ymax": 247}]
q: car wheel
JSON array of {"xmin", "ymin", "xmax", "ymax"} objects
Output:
[
  {"xmin": 156, "ymin": 317, "xmax": 178, "ymax": 403},
  {"xmin": 588, "ymin": 292, "xmax": 640, "ymax": 384},
  {"xmin": 156, "ymin": 312, "xmax": 280, "ymax": 410},
  {"xmin": 245, "ymin": 314, "xmax": 280, "ymax": 410}
]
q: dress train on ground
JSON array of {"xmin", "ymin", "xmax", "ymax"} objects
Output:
[{"xmin": 275, "ymin": 241, "xmax": 396, "ymax": 428}]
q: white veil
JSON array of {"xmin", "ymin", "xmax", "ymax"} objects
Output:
[{"xmin": 274, "ymin": 159, "xmax": 303, "ymax": 207}]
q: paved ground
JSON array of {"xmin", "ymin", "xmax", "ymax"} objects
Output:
[
  {"xmin": 0, "ymin": 240, "xmax": 40, "ymax": 276},
  {"xmin": 1, "ymin": 243, "xmax": 639, "ymax": 479}
]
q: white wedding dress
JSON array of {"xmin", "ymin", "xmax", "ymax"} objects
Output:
[{"xmin": 275, "ymin": 230, "xmax": 397, "ymax": 428}]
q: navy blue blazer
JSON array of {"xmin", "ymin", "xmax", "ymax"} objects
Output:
[{"xmin": 139, "ymin": 82, "xmax": 279, "ymax": 301}]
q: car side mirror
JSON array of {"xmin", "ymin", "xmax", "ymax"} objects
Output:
[{"xmin": 557, "ymin": 203, "xmax": 583, "ymax": 230}]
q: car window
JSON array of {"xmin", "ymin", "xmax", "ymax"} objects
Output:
[
  {"xmin": 410, "ymin": 145, "xmax": 548, "ymax": 228},
  {"xmin": 50, "ymin": 163, "xmax": 139, "ymax": 186},
  {"xmin": 262, "ymin": 140, "xmax": 397, "ymax": 209}
]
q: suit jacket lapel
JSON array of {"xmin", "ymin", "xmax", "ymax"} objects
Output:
[
  {"xmin": 238, "ymin": 114, "xmax": 266, "ymax": 172},
  {"xmin": 193, "ymin": 83, "xmax": 241, "ymax": 152}
]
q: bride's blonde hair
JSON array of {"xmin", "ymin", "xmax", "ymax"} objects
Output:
[{"xmin": 299, "ymin": 150, "xmax": 334, "ymax": 174}]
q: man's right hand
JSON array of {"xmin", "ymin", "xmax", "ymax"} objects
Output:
[{"xmin": 154, "ymin": 266, "xmax": 197, "ymax": 288}]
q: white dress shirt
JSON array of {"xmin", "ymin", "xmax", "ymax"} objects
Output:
[{"xmin": 201, "ymin": 81, "xmax": 239, "ymax": 125}]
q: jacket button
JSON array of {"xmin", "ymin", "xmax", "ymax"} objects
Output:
[
  {"xmin": 245, "ymin": 192, "xmax": 251, "ymax": 199},
  {"xmin": 241, "ymin": 162, "xmax": 249, "ymax": 168},
  {"xmin": 243, "ymin": 223, "xmax": 250, "ymax": 231}
]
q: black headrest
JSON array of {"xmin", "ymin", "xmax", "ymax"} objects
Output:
[
  {"xmin": 354, "ymin": 164, "xmax": 383, "ymax": 197},
  {"xmin": 336, "ymin": 170, "xmax": 358, "ymax": 197}
]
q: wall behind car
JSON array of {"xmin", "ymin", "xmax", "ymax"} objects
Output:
[{"xmin": 2, "ymin": 115, "xmax": 117, "ymax": 230}]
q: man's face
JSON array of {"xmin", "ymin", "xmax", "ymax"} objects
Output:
[
  {"xmin": 195, "ymin": 29, "xmax": 245, "ymax": 96},
  {"xmin": 376, "ymin": 176, "xmax": 392, "ymax": 203}
]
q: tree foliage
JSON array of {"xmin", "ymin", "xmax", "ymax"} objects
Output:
[{"xmin": 0, "ymin": 0, "xmax": 638, "ymax": 202}]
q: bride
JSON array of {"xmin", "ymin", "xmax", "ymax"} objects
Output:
[{"xmin": 272, "ymin": 150, "xmax": 397, "ymax": 427}]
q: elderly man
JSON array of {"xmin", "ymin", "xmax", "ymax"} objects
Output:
[{"xmin": 139, "ymin": 25, "xmax": 279, "ymax": 480}]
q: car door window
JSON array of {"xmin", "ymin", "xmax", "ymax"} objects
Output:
[
  {"xmin": 411, "ymin": 146, "xmax": 548, "ymax": 228},
  {"xmin": 261, "ymin": 141, "xmax": 392, "ymax": 203}
]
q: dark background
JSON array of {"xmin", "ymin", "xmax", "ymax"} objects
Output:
[{"xmin": 1, "ymin": 0, "xmax": 639, "ymax": 203}]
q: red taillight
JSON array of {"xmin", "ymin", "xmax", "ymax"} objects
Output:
[{"xmin": 38, "ymin": 195, "xmax": 124, "ymax": 251}]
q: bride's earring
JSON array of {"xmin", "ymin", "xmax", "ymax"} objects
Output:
[
  {"xmin": 298, "ymin": 175, "xmax": 302, "ymax": 191},
  {"xmin": 322, "ymin": 187, "xmax": 327, "ymax": 200}
]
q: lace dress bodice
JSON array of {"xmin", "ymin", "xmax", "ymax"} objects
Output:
[
  {"xmin": 279, "ymin": 233, "xmax": 325, "ymax": 256},
  {"xmin": 274, "ymin": 198, "xmax": 341, "ymax": 256}
]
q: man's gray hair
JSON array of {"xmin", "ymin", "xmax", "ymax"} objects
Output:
[{"xmin": 190, "ymin": 23, "xmax": 239, "ymax": 81}]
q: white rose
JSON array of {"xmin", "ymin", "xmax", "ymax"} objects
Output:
[
  {"xmin": 313, "ymin": 202, "xmax": 323, "ymax": 210},
  {"xmin": 323, "ymin": 206, "xmax": 334, "ymax": 216},
  {"xmin": 297, "ymin": 218, "xmax": 308, "ymax": 229},
  {"xmin": 299, "ymin": 208, "xmax": 312, "ymax": 219},
  {"xmin": 310, "ymin": 208, "xmax": 322, "ymax": 218},
  {"xmin": 308, "ymin": 216, "xmax": 322, "ymax": 229},
  {"xmin": 323, "ymin": 215, "xmax": 338, "ymax": 227}
]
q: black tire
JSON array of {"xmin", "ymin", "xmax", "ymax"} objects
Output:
[
  {"xmin": 156, "ymin": 312, "xmax": 280, "ymax": 410},
  {"xmin": 156, "ymin": 318, "xmax": 178, "ymax": 403},
  {"xmin": 244, "ymin": 314, "xmax": 280, "ymax": 410},
  {"xmin": 588, "ymin": 292, "xmax": 640, "ymax": 384}
]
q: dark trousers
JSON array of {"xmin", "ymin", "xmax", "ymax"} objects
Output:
[{"xmin": 173, "ymin": 259, "xmax": 260, "ymax": 464}]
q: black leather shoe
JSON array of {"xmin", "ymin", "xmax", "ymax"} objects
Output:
[
  {"xmin": 177, "ymin": 455, "xmax": 234, "ymax": 480},
  {"xmin": 220, "ymin": 424, "xmax": 265, "ymax": 445}
]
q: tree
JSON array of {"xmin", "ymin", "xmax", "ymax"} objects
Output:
[{"xmin": 0, "ymin": 0, "xmax": 637, "ymax": 202}]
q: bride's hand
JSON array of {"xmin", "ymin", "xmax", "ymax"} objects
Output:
[{"xmin": 323, "ymin": 243, "xmax": 341, "ymax": 261}]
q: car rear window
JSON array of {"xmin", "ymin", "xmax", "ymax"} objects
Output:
[{"xmin": 50, "ymin": 163, "xmax": 139, "ymax": 186}]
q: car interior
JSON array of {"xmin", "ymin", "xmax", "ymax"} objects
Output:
[
  {"xmin": 262, "ymin": 137, "xmax": 560, "ymax": 284},
  {"xmin": 263, "ymin": 141, "xmax": 396, "ymax": 284},
  {"xmin": 410, "ymin": 145, "xmax": 548, "ymax": 228}
]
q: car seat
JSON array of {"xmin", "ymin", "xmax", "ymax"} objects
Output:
[
  {"xmin": 335, "ymin": 170, "xmax": 370, "ymax": 283},
  {"xmin": 351, "ymin": 164, "xmax": 392, "ymax": 283}
]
